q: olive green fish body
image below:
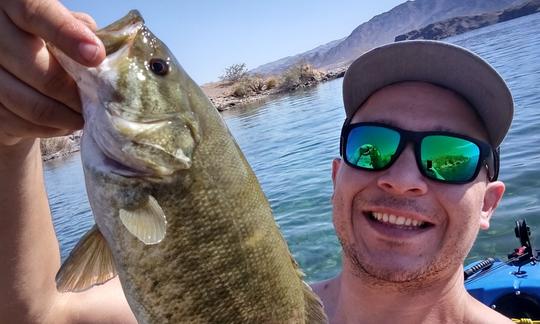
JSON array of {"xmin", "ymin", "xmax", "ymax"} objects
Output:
[{"xmin": 52, "ymin": 10, "xmax": 326, "ymax": 323}]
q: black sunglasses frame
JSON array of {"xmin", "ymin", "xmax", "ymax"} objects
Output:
[{"xmin": 340, "ymin": 122, "xmax": 499, "ymax": 184}]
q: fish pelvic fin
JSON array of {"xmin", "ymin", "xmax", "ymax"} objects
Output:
[
  {"xmin": 56, "ymin": 225, "xmax": 117, "ymax": 292},
  {"xmin": 119, "ymin": 195, "xmax": 167, "ymax": 245},
  {"xmin": 303, "ymin": 281, "xmax": 328, "ymax": 324}
]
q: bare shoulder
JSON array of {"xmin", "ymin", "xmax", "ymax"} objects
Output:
[
  {"xmin": 465, "ymin": 296, "xmax": 514, "ymax": 324},
  {"xmin": 311, "ymin": 277, "xmax": 338, "ymax": 298},
  {"xmin": 52, "ymin": 277, "xmax": 136, "ymax": 324},
  {"xmin": 310, "ymin": 276, "xmax": 340, "ymax": 320}
]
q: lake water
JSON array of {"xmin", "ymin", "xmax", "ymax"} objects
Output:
[{"xmin": 45, "ymin": 13, "xmax": 540, "ymax": 283}]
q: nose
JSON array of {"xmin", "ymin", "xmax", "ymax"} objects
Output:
[{"xmin": 377, "ymin": 144, "xmax": 428, "ymax": 196}]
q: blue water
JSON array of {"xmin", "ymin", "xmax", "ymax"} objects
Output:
[{"xmin": 45, "ymin": 13, "xmax": 540, "ymax": 282}]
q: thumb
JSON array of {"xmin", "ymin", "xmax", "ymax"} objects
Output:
[
  {"xmin": 71, "ymin": 11, "xmax": 99, "ymax": 31},
  {"xmin": 4, "ymin": 0, "xmax": 105, "ymax": 66}
]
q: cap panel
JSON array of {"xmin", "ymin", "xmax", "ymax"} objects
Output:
[{"xmin": 342, "ymin": 40, "xmax": 513, "ymax": 147}]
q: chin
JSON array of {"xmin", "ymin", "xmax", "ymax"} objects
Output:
[{"xmin": 342, "ymin": 240, "xmax": 461, "ymax": 288}]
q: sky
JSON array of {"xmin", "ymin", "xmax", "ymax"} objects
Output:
[{"xmin": 61, "ymin": 0, "xmax": 406, "ymax": 85}]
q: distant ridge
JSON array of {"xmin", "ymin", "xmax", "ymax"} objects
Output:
[
  {"xmin": 395, "ymin": 0, "xmax": 540, "ymax": 41},
  {"xmin": 251, "ymin": 0, "xmax": 522, "ymax": 76}
]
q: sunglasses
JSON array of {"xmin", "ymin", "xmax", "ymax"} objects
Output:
[{"xmin": 340, "ymin": 122, "xmax": 499, "ymax": 184}]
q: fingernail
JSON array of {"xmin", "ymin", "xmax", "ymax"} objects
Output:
[{"xmin": 78, "ymin": 42, "xmax": 99, "ymax": 63}]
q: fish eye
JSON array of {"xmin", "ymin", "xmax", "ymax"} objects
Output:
[{"xmin": 149, "ymin": 58, "xmax": 169, "ymax": 76}]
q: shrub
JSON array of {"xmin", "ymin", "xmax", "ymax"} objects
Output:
[
  {"xmin": 220, "ymin": 63, "xmax": 248, "ymax": 83},
  {"xmin": 280, "ymin": 70, "xmax": 301, "ymax": 91},
  {"xmin": 265, "ymin": 78, "xmax": 277, "ymax": 90},
  {"xmin": 245, "ymin": 75, "xmax": 265, "ymax": 93},
  {"xmin": 232, "ymin": 82, "xmax": 250, "ymax": 97},
  {"xmin": 279, "ymin": 62, "xmax": 321, "ymax": 91}
]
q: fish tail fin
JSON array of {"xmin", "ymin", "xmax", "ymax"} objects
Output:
[
  {"xmin": 56, "ymin": 225, "xmax": 117, "ymax": 292},
  {"xmin": 303, "ymin": 281, "xmax": 328, "ymax": 324}
]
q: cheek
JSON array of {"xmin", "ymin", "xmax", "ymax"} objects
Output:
[
  {"xmin": 436, "ymin": 182, "xmax": 486, "ymax": 241},
  {"xmin": 332, "ymin": 166, "xmax": 374, "ymax": 240}
]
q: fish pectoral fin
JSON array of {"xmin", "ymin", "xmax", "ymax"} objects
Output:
[
  {"xmin": 119, "ymin": 195, "xmax": 167, "ymax": 245},
  {"xmin": 56, "ymin": 225, "xmax": 117, "ymax": 292},
  {"xmin": 303, "ymin": 281, "xmax": 328, "ymax": 324}
]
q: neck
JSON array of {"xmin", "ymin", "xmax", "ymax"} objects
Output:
[{"xmin": 329, "ymin": 264, "xmax": 471, "ymax": 324}]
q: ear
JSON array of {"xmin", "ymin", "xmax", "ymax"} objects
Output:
[
  {"xmin": 332, "ymin": 158, "xmax": 342, "ymax": 189},
  {"xmin": 479, "ymin": 180, "xmax": 505, "ymax": 230}
]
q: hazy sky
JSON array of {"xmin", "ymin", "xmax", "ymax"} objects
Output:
[{"xmin": 61, "ymin": 0, "xmax": 406, "ymax": 84}]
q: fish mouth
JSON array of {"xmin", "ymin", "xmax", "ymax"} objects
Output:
[
  {"xmin": 96, "ymin": 10, "xmax": 145, "ymax": 56},
  {"xmin": 82, "ymin": 127, "xmax": 153, "ymax": 179}
]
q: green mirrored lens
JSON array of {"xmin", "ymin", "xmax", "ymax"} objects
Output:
[
  {"xmin": 421, "ymin": 135, "xmax": 480, "ymax": 182},
  {"xmin": 346, "ymin": 126, "xmax": 400, "ymax": 169}
]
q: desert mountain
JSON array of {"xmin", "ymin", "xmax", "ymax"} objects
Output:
[
  {"xmin": 251, "ymin": 0, "xmax": 523, "ymax": 75},
  {"xmin": 396, "ymin": 0, "xmax": 540, "ymax": 41}
]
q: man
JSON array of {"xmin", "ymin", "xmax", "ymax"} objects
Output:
[
  {"xmin": 0, "ymin": 0, "xmax": 513, "ymax": 323},
  {"xmin": 311, "ymin": 41, "xmax": 512, "ymax": 323}
]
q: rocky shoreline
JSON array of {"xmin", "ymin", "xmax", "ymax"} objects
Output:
[
  {"xmin": 41, "ymin": 131, "xmax": 82, "ymax": 162},
  {"xmin": 203, "ymin": 69, "xmax": 346, "ymax": 111}
]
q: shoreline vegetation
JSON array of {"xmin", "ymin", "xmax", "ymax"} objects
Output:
[
  {"xmin": 40, "ymin": 62, "xmax": 345, "ymax": 161},
  {"xmin": 202, "ymin": 62, "xmax": 346, "ymax": 112}
]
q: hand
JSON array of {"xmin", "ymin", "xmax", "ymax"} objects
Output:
[{"xmin": 0, "ymin": 0, "xmax": 105, "ymax": 147}]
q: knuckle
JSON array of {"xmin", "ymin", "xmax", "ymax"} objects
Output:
[
  {"xmin": 51, "ymin": 18, "xmax": 74, "ymax": 45},
  {"xmin": 17, "ymin": 0, "xmax": 45, "ymax": 26},
  {"xmin": 28, "ymin": 98, "xmax": 56, "ymax": 124},
  {"xmin": 71, "ymin": 12, "xmax": 97, "ymax": 30}
]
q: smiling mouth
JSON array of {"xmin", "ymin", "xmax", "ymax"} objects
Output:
[{"xmin": 366, "ymin": 211, "xmax": 433, "ymax": 230}]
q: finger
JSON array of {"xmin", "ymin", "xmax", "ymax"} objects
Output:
[
  {"xmin": 0, "ymin": 103, "xmax": 69, "ymax": 141},
  {"xmin": 71, "ymin": 11, "xmax": 97, "ymax": 31},
  {"xmin": 0, "ymin": 67, "xmax": 84, "ymax": 130},
  {"xmin": 4, "ymin": 0, "xmax": 105, "ymax": 66},
  {"xmin": 0, "ymin": 11, "xmax": 82, "ymax": 112}
]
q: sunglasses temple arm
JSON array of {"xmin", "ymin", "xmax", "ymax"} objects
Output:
[
  {"xmin": 339, "ymin": 118, "xmax": 351, "ymax": 157},
  {"xmin": 489, "ymin": 147, "xmax": 500, "ymax": 181}
]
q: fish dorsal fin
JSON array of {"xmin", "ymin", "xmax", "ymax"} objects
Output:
[
  {"xmin": 56, "ymin": 225, "xmax": 117, "ymax": 292},
  {"xmin": 303, "ymin": 281, "xmax": 328, "ymax": 323},
  {"xmin": 119, "ymin": 195, "xmax": 167, "ymax": 245}
]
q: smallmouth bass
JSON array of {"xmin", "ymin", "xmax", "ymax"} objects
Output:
[{"xmin": 50, "ymin": 10, "xmax": 327, "ymax": 323}]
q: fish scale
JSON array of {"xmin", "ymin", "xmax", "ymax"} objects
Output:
[{"xmin": 50, "ymin": 10, "xmax": 327, "ymax": 323}]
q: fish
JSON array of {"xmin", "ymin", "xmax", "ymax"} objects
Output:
[{"xmin": 50, "ymin": 10, "xmax": 327, "ymax": 323}]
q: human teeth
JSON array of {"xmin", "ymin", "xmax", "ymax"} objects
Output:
[{"xmin": 371, "ymin": 212, "xmax": 425, "ymax": 227}]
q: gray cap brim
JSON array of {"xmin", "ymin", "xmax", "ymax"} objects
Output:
[{"xmin": 343, "ymin": 40, "xmax": 513, "ymax": 147}]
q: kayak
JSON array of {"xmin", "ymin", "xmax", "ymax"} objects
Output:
[{"xmin": 465, "ymin": 219, "xmax": 540, "ymax": 322}]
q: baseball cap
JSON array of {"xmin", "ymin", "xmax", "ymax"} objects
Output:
[{"xmin": 342, "ymin": 40, "xmax": 514, "ymax": 148}]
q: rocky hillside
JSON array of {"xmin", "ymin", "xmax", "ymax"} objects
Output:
[
  {"xmin": 396, "ymin": 0, "xmax": 540, "ymax": 40},
  {"xmin": 251, "ymin": 0, "xmax": 522, "ymax": 76}
]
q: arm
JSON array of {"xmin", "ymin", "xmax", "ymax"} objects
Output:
[{"xmin": 0, "ymin": 1, "xmax": 134, "ymax": 322}]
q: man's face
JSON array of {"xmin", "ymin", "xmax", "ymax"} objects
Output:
[{"xmin": 332, "ymin": 82, "xmax": 504, "ymax": 285}]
